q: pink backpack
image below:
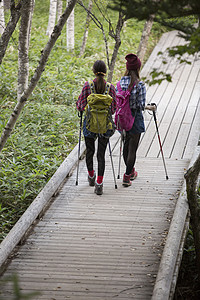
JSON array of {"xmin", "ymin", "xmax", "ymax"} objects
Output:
[{"xmin": 115, "ymin": 81, "xmax": 135, "ymax": 131}]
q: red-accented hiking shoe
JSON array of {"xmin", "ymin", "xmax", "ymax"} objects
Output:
[
  {"xmin": 122, "ymin": 174, "xmax": 132, "ymax": 187},
  {"xmin": 94, "ymin": 182, "xmax": 103, "ymax": 195},
  {"xmin": 130, "ymin": 168, "xmax": 138, "ymax": 181},
  {"xmin": 88, "ymin": 172, "xmax": 96, "ymax": 186}
]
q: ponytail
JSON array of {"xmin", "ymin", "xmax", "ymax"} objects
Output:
[{"xmin": 93, "ymin": 60, "xmax": 107, "ymax": 94}]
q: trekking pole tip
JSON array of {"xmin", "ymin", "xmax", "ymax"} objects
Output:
[
  {"xmin": 166, "ymin": 175, "xmax": 169, "ymax": 180},
  {"xmin": 117, "ymin": 175, "xmax": 120, "ymax": 179},
  {"xmin": 115, "ymin": 184, "xmax": 118, "ymax": 189},
  {"xmin": 75, "ymin": 181, "xmax": 78, "ymax": 185}
]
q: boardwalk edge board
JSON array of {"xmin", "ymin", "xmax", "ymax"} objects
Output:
[
  {"xmin": 151, "ymin": 145, "xmax": 200, "ymax": 300},
  {"xmin": 0, "ymin": 141, "xmax": 86, "ymax": 270}
]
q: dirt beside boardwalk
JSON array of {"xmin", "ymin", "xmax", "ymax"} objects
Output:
[{"xmin": 174, "ymin": 249, "xmax": 200, "ymax": 299}]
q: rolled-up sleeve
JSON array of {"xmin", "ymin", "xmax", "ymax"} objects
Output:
[
  {"xmin": 138, "ymin": 83, "xmax": 146, "ymax": 110},
  {"xmin": 76, "ymin": 81, "xmax": 91, "ymax": 111}
]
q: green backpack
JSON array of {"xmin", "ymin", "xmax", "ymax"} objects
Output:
[{"xmin": 85, "ymin": 81, "xmax": 114, "ymax": 134}]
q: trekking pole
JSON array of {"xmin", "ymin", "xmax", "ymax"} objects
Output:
[
  {"xmin": 108, "ymin": 140, "xmax": 118, "ymax": 189},
  {"xmin": 150, "ymin": 103, "xmax": 169, "ymax": 180},
  {"xmin": 76, "ymin": 111, "xmax": 83, "ymax": 185},
  {"xmin": 117, "ymin": 131, "xmax": 124, "ymax": 179}
]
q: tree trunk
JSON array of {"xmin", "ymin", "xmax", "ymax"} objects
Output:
[
  {"xmin": 4, "ymin": 0, "xmax": 10, "ymax": 10},
  {"xmin": 0, "ymin": 0, "xmax": 78, "ymax": 153},
  {"xmin": 18, "ymin": 0, "xmax": 35, "ymax": 100},
  {"xmin": 57, "ymin": 0, "xmax": 63, "ymax": 21},
  {"xmin": 46, "ymin": 0, "xmax": 57, "ymax": 37},
  {"xmin": 107, "ymin": 11, "xmax": 124, "ymax": 82},
  {"xmin": 66, "ymin": 0, "xmax": 74, "ymax": 51},
  {"xmin": 77, "ymin": 0, "xmax": 110, "ymax": 67},
  {"xmin": 0, "ymin": 0, "xmax": 21, "ymax": 65},
  {"xmin": 79, "ymin": 0, "xmax": 92, "ymax": 57},
  {"xmin": 137, "ymin": 15, "xmax": 154, "ymax": 65},
  {"xmin": 184, "ymin": 153, "xmax": 200, "ymax": 277},
  {"xmin": 0, "ymin": 0, "xmax": 5, "ymax": 35}
]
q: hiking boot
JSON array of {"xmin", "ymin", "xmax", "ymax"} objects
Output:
[
  {"xmin": 94, "ymin": 182, "xmax": 103, "ymax": 195},
  {"xmin": 88, "ymin": 172, "xmax": 96, "ymax": 186},
  {"xmin": 122, "ymin": 173, "xmax": 132, "ymax": 187},
  {"xmin": 130, "ymin": 168, "xmax": 138, "ymax": 181}
]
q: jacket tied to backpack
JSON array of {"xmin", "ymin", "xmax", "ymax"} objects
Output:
[{"xmin": 85, "ymin": 81, "xmax": 115, "ymax": 135}]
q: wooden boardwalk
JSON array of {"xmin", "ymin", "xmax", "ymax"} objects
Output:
[{"xmin": 0, "ymin": 30, "xmax": 200, "ymax": 299}]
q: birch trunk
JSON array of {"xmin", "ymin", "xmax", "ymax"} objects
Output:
[
  {"xmin": 0, "ymin": 0, "xmax": 21, "ymax": 65},
  {"xmin": 137, "ymin": 15, "xmax": 154, "ymax": 64},
  {"xmin": 0, "ymin": 0, "xmax": 78, "ymax": 152},
  {"xmin": 57, "ymin": 0, "xmax": 63, "ymax": 21},
  {"xmin": 107, "ymin": 12, "xmax": 124, "ymax": 82},
  {"xmin": 0, "ymin": 0, "xmax": 5, "ymax": 35},
  {"xmin": 184, "ymin": 153, "xmax": 200, "ymax": 277},
  {"xmin": 79, "ymin": 0, "xmax": 92, "ymax": 57},
  {"xmin": 46, "ymin": 0, "xmax": 57, "ymax": 37},
  {"xmin": 77, "ymin": 0, "xmax": 110, "ymax": 68},
  {"xmin": 66, "ymin": 0, "xmax": 74, "ymax": 51},
  {"xmin": 18, "ymin": 0, "xmax": 35, "ymax": 100}
]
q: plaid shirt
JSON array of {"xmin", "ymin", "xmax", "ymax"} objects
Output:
[
  {"xmin": 76, "ymin": 78, "xmax": 116, "ymax": 114},
  {"xmin": 116, "ymin": 76, "xmax": 146, "ymax": 110}
]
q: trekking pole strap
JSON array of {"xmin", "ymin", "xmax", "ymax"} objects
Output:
[{"xmin": 78, "ymin": 110, "xmax": 83, "ymax": 119}]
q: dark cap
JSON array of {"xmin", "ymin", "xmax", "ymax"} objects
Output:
[{"xmin": 125, "ymin": 53, "xmax": 141, "ymax": 70}]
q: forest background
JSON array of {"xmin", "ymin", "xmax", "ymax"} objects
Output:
[{"xmin": 0, "ymin": 0, "xmax": 166, "ymax": 241}]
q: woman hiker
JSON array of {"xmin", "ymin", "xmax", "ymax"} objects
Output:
[
  {"xmin": 116, "ymin": 53, "xmax": 148, "ymax": 187},
  {"xmin": 76, "ymin": 60, "xmax": 116, "ymax": 195}
]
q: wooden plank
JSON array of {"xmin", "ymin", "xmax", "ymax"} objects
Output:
[
  {"xmin": 1, "ymin": 154, "xmax": 188, "ymax": 299},
  {"xmin": 183, "ymin": 81, "xmax": 200, "ymax": 158},
  {"xmin": 162, "ymin": 63, "xmax": 199, "ymax": 158},
  {"xmin": 141, "ymin": 31, "xmax": 180, "ymax": 79},
  {"xmin": 0, "ymin": 142, "xmax": 86, "ymax": 269},
  {"xmin": 147, "ymin": 61, "xmax": 198, "ymax": 158},
  {"xmin": 139, "ymin": 80, "xmax": 177, "ymax": 157}
]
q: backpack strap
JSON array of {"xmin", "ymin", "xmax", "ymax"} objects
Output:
[
  {"xmin": 104, "ymin": 82, "xmax": 111, "ymax": 95},
  {"xmin": 117, "ymin": 81, "xmax": 122, "ymax": 92},
  {"xmin": 117, "ymin": 80, "xmax": 135, "ymax": 92},
  {"xmin": 89, "ymin": 80, "xmax": 96, "ymax": 94},
  {"xmin": 90, "ymin": 81, "xmax": 111, "ymax": 95}
]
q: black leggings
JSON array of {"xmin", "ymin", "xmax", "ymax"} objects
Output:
[
  {"xmin": 123, "ymin": 132, "xmax": 141, "ymax": 175},
  {"xmin": 84, "ymin": 136, "xmax": 109, "ymax": 176}
]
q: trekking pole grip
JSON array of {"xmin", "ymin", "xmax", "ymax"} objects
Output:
[
  {"xmin": 78, "ymin": 110, "xmax": 83, "ymax": 119},
  {"xmin": 78, "ymin": 111, "xmax": 83, "ymax": 127}
]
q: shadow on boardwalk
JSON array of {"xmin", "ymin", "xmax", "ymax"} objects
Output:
[{"xmin": 0, "ymin": 30, "xmax": 200, "ymax": 300}]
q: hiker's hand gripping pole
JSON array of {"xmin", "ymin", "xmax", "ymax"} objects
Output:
[
  {"xmin": 150, "ymin": 103, "xmax": 169, "ymax": 180},
  {"xmin": 76, "ymin": 111, "xmax": 83, "ymax": 185},
  {"xmin": 145, "ymin": 104, "xmax": 157, "ymax": 111}
]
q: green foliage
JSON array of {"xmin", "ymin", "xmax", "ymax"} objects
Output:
[
  {"xmin": 0, "ymin": 0, "xmax": 165, "ymax": 241},
  {"xmin": 110, "ymin": 0, "xmax": 200, "ymax": 58},
  {"xmin": 174, "ymin": 186, "xmax": 200, "ymax": 297},
  {"xmin": 142, "ymin": 69, "xmax": 172, "ymax": 86},
  {"xmin": 0, "ymin": 274, "xmax": 40, "ymax": 299},
  {"xmin": 110, "ymin": 0, "xmax": 200, "ymax": 85},
  {"xmin": 0, "ymin": 102, "xmax": 78, "ymax": 241}
]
